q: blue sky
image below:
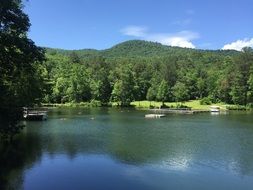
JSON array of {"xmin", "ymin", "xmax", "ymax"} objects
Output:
[{"xmin": 24, "ymin": 0, "xmax": 253, "ymax": 50}]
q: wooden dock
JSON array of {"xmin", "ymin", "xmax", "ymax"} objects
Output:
[
  {"xmin": 23, "ymin": 108, "xmax": 48, "ymax": 121},
  {"xmin": 149, "ymin": 108, "xmax": 210, "ymax": 114}
]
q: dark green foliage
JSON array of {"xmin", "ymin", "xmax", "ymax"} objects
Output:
[
  {"xmin": 146, "ymin": 87, "xmax": 157, "ymax": 102},
  {"xmin": 226, "ymin": 105, "xmax": 247, "ymax": 110},
  {"xmin": 172, "ymin": 82, "xmax": 189, "ymax": 102},
  {"xmin": 200, "ymin": 97, "xmax": 212, "ymax": 105},
  {"xmin": 69, "ymin": 52, "xmax": 81, "ymax": 64},
  {"xmin": 0, "ymin": 108, "xmax": 24, "ymax": 141},
  {"xmin": 156, "ymin": 80, "xmax": 169, "ymax": 103},
  {"xmin": 230, "ymin": 73, "xmax": 247, "ymax": 105},
  {"xmin": 0, "ymin": 0, "xmax": 45, "ymax": 140},
  {"xmin": 40, "ymin": 40, "xmax": 253, "ymax": 107},
  {"xmin": 247, "ymin": 67, "xmax": 253, "ymax": 104},
  {"xmin": 110, "ymin": 65, "xmax": 136, "ymax": 106}
]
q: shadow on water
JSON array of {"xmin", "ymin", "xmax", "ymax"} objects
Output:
[
  {"xmin": 1, "ymin": 108, "xmax": 253, "ymax": 189},
  {"xmin": 0, "ymin": 133, "xmax": 42, "ymax": 190}
]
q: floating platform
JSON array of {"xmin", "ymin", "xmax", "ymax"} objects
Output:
[
  {"xmin": 210, "ymin": 106, "xmax": 220, "ymax": 112},
  {"xmin": 145, "ymin": 114, "xmax": 166, "ymax": 118},
  {"xmin": 150, "ymin": 108, "xmax": 210, "ymax": 114}
]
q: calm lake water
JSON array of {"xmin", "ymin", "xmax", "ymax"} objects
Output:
[{"xmin": 1, "ymin": 108, "xmax": 253, "ymax": 190}]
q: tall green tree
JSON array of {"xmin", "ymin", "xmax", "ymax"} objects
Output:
[
  {"xmin": 247, "ymin": 67, "xmax": 253, "ymax": 104},
  {"xmin": 66, "ymin": 66, "xmax": 91, "ymax": 102},
  {"xmin": 89, "ymin": 59, "xmax": 112, "ymax": 104},
  {"xmin": 230, "ymin": 73, "xmax": 247, "ymax": 105},
  {"xmin": 69, "ymin": 51, "xmax": 81, "ymax": 64},
  {"xmin": 156, "ymin": 80, "xmax": 169, "ymax": 104},
  {"xmin": 196, "ymin": 78, "xmax": 206, "ymax": 99},
  {"xmin": 0, "ymin": 0, "xmax": 45, "ymax": 140},
  {"xmin": 111, "ymin": 80, "xmax": 123, "ymax": 106},
  {"xmin": 230, "ymin": 47, "xmax": 253, "ymax": 105},
  {"xmin": 146, "ymin": 87, "xmax": 156, "ymax": 106},
  {"xmin": 216, "ymin": 77, "xmax": 231, "ymax": 103},
  {"xmin": 110, "ymin": 65, "xmax": 135, "ymax": 106},
  {"xmin": 41, "ymin": 40, "xmax": 253, "ymax": 107},
  {"xmin": 172, "ymin": 82, "xmax": 189, "ymax": 103}
]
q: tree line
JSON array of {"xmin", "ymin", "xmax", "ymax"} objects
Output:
[
  {"xmin": 1, "ymin": 0, "xmax": 253, "ymax": 140},
  {"xmin": 43, "ymin": 43, "xmax": 253, "ymax": 107},
  {"xmin": 0, "ymin": 0, "xmax": 45, "ymax": 140}
]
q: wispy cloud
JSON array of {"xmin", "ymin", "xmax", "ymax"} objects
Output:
[
  {"xmin": 222, "ymin": 38, "xmax": 253, "ymax": 51},
  {"xmin": 121, "ymin": 26, "xmax": 199, "ymax": 48},
  {"xmin": 120, "ymin": 26, "xmax": 148, "ymax": 37}
]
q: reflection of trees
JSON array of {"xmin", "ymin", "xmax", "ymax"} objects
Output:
[
  {"xmin": 0, "ymin": 132, "xmax": 42, "ymax": 190},
  {"xmin": 1, "ymin": 110, "xmax": 253, "ymax": 190},
  {"xmin": 106, "ymin": 114, "xmax": 169, "ymax": 164},
  {"xmin": 40, "ymin": 109, "xmax": 253, "ymax": 177},
  {"xmin": 108, "ymin": 125, "xmax": 163, "ymax": 164},
  {"xmin": 226, "ymin": 128, "xmax": 253, "ymax": 176},
  {"xmin": 106, "ymin": 113, "xmax": 253, "ymax": 177}
]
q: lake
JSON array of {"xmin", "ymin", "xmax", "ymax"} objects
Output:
[{"xmin": 1, "ymin": 108, "xmax": 253, "ymax": 190}]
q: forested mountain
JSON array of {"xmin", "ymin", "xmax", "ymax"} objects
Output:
[
  {"xmin": 46, "ymin": 40, "xmax": 239, "ymax": 58},
  {"xmin": 43, "ymin": 40, "xmax": 253, "ymax": 106}
]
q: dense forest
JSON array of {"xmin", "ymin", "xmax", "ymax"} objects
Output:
[
  {"xmin": 1, "ymin": 1, "xmax": 253, "ymax": 141},
  {"xmin": 42, "ymin": 40, "xmax": 253, "ymax": 107},
  {"xmin": 0, "ymin": 0, "xmax": 45, "ymax": 140}
]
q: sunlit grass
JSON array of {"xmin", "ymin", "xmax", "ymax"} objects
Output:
[
  {"xmin": 131, "ymin": 100, "xmax": 228, "ymax": 110},
  {"xmin": 43, "ymin": 100, "xmax": 230, "ymax": 110}
]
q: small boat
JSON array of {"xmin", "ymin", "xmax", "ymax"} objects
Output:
[
  {"xmin": 23, "ymin": 107, "xmax": 48, "ymax": 121},
  {"xmin": 210, "ymin": 106, "xmax": 220, "ymax": 113}
]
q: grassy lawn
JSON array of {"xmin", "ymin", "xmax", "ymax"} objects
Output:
[
  {"xmin": 131, "ymin": 100, "xmax": 228, "ymax": 110},
  {"xmin": 43, "ymin": 100, "xmax": 236, "ymax": 111}
]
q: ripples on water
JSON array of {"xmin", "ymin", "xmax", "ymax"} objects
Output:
[{"xmin": 1, "ymin": 108, "xmax": 253, "ymax": 190}]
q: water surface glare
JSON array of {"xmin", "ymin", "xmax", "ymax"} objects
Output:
[{"xmin": 1, "ymin": 108, "xmax": 253, "ymax": 190}]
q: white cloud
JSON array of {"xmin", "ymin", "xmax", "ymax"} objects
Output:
[
  {"xmin": 160, "ymin": 37, "xmax": 196, "ymax": 48},
  {"xmin": 222, "ymin": 38, "xmax": 253, "ymax": 51},
  {"xmin": 121, "ymin": 26, "xmax": 199, "ymax": 49},
  {"xmin": 148, "ymin": 31, "xmax": 199, "ymax": 49},
  {"xmin": 120, "ymin": 26, "xmax": 147, "ymax": 37}
]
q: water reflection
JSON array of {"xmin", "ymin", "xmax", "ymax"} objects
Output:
[
  {"xmin": 0, "ymin": 133, "xmax": 42, "ymax": 190},
  {"xmin": 0, "ymin": 108, "xmax": 253, "ymax": 190}
]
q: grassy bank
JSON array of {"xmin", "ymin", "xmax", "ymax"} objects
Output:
[
  {"xmin": 42, "ymin": 100, "xmax": 250, "ymax": 111},
  {"xmin": 42, "ymin": 100, "xmax": 106, "ymax": 108},
  {"xmin": 131, "ymin": 100, "xmax": 229, "ymax": 110}
]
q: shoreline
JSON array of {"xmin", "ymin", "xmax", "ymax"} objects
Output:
[{"xmin": 41, "ymin": 100, "xmax": 251, "ymax": 111}]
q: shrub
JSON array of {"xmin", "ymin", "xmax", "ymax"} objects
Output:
[
  {"xmin": 246, "ymin": 103, "xmax": 253, "ymax": 109},
  {"xmin": 226, "ymin": 105, "xmax": 246, "ymax": 110},
  {"xmin": 200, "ymin": 97, "xmax": 212, "ymax": 105},
  {"xmin": 90, "ymin": 100, "xmax": 102, "ymax": 107},
  {"xmin": 176, "ymin": 104, "xmax": 191, "ymax": 109}
]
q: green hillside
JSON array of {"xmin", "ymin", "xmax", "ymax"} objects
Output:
[
  {"xmin": 42, "ymin": 40, "xmax": 253, "ymax": 107},
  {"xmin": 46, "ymin": 40, "xmax": 239, "ymax": 58}
]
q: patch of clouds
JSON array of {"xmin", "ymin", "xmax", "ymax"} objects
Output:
[
  {"xmin": 147, "ymin": 31, "xmax": 199, "ymax": 49},
  {"xmin": 222, "ymin": 38, "xmax": 253, "ymax": 51},
  {"xmin": 121, "ymin": 26, "xmax": 199, "ymax": 49},
  {"xmin": 160, "ymin": 37, "xmax": 196, "ymax": 48}
]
